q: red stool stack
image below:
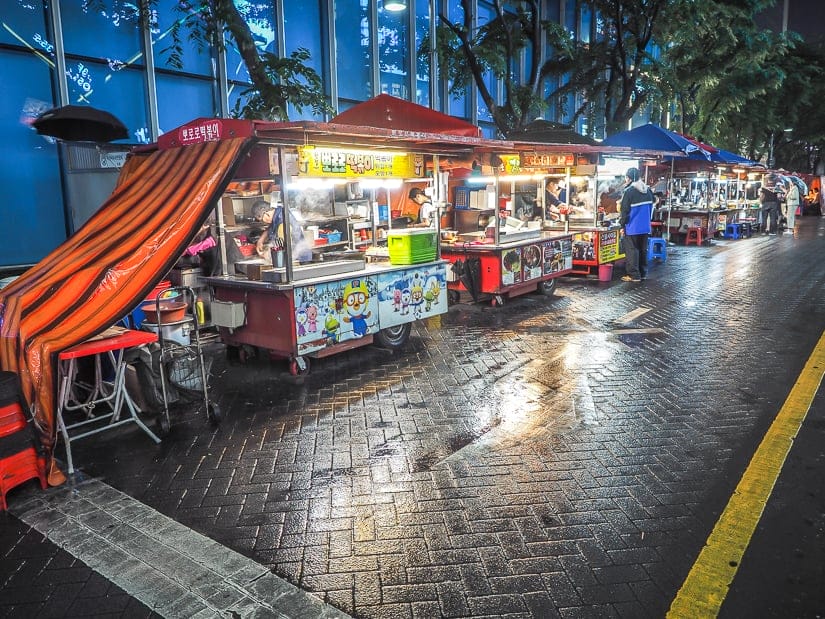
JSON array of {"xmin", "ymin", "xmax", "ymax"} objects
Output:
[
  {"xmin": 685, "ymin": 227, "xmax": 705, "ymax": 246},
  {"xmin": 0, "ymin": 371, "xmax": 47, "ymax": 511}
]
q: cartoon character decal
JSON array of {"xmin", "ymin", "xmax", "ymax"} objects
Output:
[
  {"xmin": 306, "ymin": 303, "xmax": 318, "ymax": 333},
  {"xmin": 423, "ymin": 277, "xmax": 441, "ymax": 312},
  {"xmin": 342, "ymin": 279, "xmax": 372, "ymax": 336},
  {"xmin": 401, "ymin": 288, "xmax": 411, "ymax": 315},
  {"xmin": 295, "ymin": 306, "xmax": 308, "ymax": 337},
  {"xmin": 294, "ymin": 264, "xmax": 448, "ymax": 354}
]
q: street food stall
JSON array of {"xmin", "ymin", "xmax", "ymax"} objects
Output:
[
  {"xmin": 532, "ymin": 154, "xmax": 629, "ymax": 278},
  {"xmin": 148, "ymin": 116, "xmax": 518, "ymax": 374},
  {"xmin": 438, "ymin": 151, "xmax": 574, "ymax": 305}
]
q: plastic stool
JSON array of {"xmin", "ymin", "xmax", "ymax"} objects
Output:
[
  {"xmin": 724, "ymin": 223, "xmax": 743, "ymax": 239},
  {"xmin": 648, "ymin": 237, "xmax": 667, "ymax": 261},
  {"xmin": 0, "ymin": 445, "xmax": 47, "ymax": 511},
  {"xmin": 685, "ymin": 227, "xmax": 705, "ymax": 246}
]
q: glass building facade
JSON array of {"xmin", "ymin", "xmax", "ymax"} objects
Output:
[{"xmin": 0, "ymin": 0, "xmax": 582, "ymax": 269}]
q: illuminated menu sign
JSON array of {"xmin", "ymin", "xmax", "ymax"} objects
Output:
[
  {"xmin": 297, "ymin": 146, "xmax": 424, "ymax": 178},
  {"xmin": 520, "ymin": 153, "xmax": 575, "ymax": 168}
]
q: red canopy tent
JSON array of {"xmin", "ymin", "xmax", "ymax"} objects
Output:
[{"xmin": 331, "ymin": 94, "xmax": 482, "ymax": 138}]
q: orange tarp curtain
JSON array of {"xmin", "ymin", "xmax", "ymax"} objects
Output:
[{"xmin": 0, "ymin": 137, "xmax": 248, "ymax": 483}]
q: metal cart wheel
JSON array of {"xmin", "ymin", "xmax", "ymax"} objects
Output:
[
  {"xmin": 207, "ymin": 402, "xmax": 221, "ymax": 424},
  {"xmin": 447, "ymin": 289, "xmax": 460, "ymax": 304},
  {"xmin": 374, "ymin": 323, "xmax": 411, "ymax": 349},
  {"xmin": 156, "ymin": 414, "xmax": 171, "ymax": 437},
  {"xmin": 537, "ymin": 278, "xmax": 557, "ymax": 296},
  {"xmin": 238, "ymin": 344, "xmax": 257, "ymax": 364},
  {"xmin": 289, "ymin": 356, "xmax": 310, "ymax": 376}
]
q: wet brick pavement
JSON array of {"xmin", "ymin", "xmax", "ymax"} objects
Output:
[{"xmin": 3, "ymin": 218, "xmax": 825, "ymax": 617}]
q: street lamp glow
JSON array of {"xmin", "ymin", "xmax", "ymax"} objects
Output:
[{"xmin": 383, "ymin": 0, "xmax": 408, "ymax": 11}]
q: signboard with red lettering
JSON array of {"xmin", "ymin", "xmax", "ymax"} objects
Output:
[
  {"xmin": 297, "ymin": 145, "xmax": 424, "ymax": 178},
  {"xmin": 520, "ymin": 152, "xmax": 575, "ymax": 168}
]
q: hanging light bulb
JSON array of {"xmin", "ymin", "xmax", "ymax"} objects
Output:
[{"xmin": 383, "ymin": 0, "xmax": 407, "ymax": 11}]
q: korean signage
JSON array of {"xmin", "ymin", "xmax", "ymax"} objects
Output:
[
  {"xmin": 177, "ymin": 120, "xmax": 223, "ymax": 145},
  {"xmin": 297, "ymin": 146, "xmax": 424, "ymax": 178},
  {"xmin": 520, "ymin": 152, "xmax": 575, "ymax": 168},
  {"xmin": 597, "ymin": 229, "xmax": 624, "ymax": 262}
]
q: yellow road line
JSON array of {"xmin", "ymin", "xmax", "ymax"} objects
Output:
[{"xmin": 668, "ymin": 330, "xmax": 825, "ymax": 617}]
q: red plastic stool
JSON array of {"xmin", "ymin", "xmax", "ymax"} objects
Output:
[
  {"xmin": 0, "ymin": 444, "xmax": 47, "ymax": 511},
  {"xmin": 685, "ymin": 227, "xmax": 705, "ymax": 246},
  {"xmin": 0, "ymin": 402, "xmax": 28, "ymax": 437}
]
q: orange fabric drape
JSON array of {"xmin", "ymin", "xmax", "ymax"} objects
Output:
[{"xmin": 0, "ymin": 137, "xmax": 249, "ymax": 483}]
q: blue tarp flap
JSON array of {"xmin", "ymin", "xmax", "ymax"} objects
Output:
[{"xmin": 712, "ymin": 148, "xmax": 761, "ymax": 167}]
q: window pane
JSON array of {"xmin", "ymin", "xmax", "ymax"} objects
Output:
[
  {"xmin": 477, "ymin": 3, "xmax": 494, "ymax": 122},
  {"xmin": 151, "ymin": 0, "xmax": 214, "ymax": 75},
  {"xmin": 285, "ymin": 0, "xmax": 325, "ymax": 120},
  {"xmin": 157, "ymin": 74, "xmax": 217, "ymax": 134},
  {"xmin": 378, "ymin": 2, "xmax": 409, "ymax": 99},
  {"xmin": 284, "ymin": 0, "xmax": 323, "ymax": 74},
  {"xmin": 0, "ymin": 0, "xmax": 51, "ymax": 50},
  {"xmin": 414, "ymin": 0, "xmax": 430, "ymax": 106},
  {"xmin": 0, "ymin": 49, "xmax": 65, "ymax": 266},
  {"xmin": 225, "ymin": 1, "xmax": 276, "ymax": 84},
  {"xmin": 60, "ymin": 0, "xmax": 143, "ymax": 65},
  {"xmin": 64, "ymin": 59, "xmax": 150, "ymax": 143},
  {"xmin": 335, "ymin": 0, "xmax": 371, "ymax": 102}
]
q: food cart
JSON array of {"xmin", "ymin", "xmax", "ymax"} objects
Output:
[
  {"xmin": 438, "ymin": 151, "xmax": 574, "ymax": 306},
  {"xmin": 154, "ymin": 118, "xmax": 512, "ymax": 374},
  {"xmin": 532, "ymin": 153, "xmax": 628, "ymax": 278}
]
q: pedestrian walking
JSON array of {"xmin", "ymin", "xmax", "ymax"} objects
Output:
[
  {"xmin": 759, "ymin": 176, "xmax": 782, "ymax": 235},
  {"xmin": 784, "ymin": 180, "xmax": 800, "ymax": 232},
  {"xmin": 619, "ymin": 167, "xmax": 654, "ymax": 282}
]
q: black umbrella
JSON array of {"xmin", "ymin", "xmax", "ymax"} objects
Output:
[
  {"xmin": 507, "ymin": 120, "xmax": 598, "ymax": 146},
  {"xmin": 32, "ymin": 104, "xmax": 128, "ymax": 142}
]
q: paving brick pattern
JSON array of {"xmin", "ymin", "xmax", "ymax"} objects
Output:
[
  {"xmin": 15, "ymin": 220, "xmax": 825, "ymax": 617},
  {"xmin": 0, "ymin": 512, "xmax": 160, "ymax": 618}
]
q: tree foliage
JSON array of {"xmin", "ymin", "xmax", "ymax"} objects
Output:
[
  {"xmin": 84, "ymin": 0, "xmax": 331, "ymax": 121},
  {"xmin": 428, "ymin": 0, "xmax": 825, "ymax": 171}
]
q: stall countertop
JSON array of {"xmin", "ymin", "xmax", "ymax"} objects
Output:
[
  {"xmin": 441, "ymin": 228, "xmax": 573, "ymax": 252},
  {"xmin": 205, "ymin": 258, "xmax": 448, "ymax": 291}
]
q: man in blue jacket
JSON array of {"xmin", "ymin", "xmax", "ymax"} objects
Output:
[{"xmin": 619, "ymin": 167, "xmax": 654, "ymax": 282}]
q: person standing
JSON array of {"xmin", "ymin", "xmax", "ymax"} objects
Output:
[
  {"xmin": 759, "ymin": 178, "xmax": 781, "ymax": 235},
  {"xmin": 619, "ymin": 168, "xmax": 654, "ymax": 282},
  {"xmin": 784, "ymin": 180, "xmax": 800, "ymax": 232},
  {"xmin": 408, "ymin": 188, "xmax": 436, "ymax": 227}
]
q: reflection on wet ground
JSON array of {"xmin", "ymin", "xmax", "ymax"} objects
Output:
[{"xmin": 56, "ymin": 220, "xmax": 825, "ymax": 617}]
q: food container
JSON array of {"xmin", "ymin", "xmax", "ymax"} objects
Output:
[
  {"xmin": 321, "ymin": 230, "xmax": 342, "ymax": 243},
  {"xmin": 387, "ymin": 228, "xmax": 437, "ymax": 265},
  {"xmin": 140, "ymin": 300, "xmax": 188, "ymax": 324},
  {"xmin": 142, "ymin": 318, "xmax": 191, "ymax": 345}
]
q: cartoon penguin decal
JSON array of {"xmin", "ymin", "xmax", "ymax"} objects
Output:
[{"xmin": 342, "ymin": 279, "xmax": 372, "ymax": 336}]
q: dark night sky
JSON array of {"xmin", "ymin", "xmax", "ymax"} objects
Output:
[{"xmin": 755, "ymin": 0, "xmax": 825, "ymax": 43}]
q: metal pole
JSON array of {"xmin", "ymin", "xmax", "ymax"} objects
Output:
[
  {"xmin": 429, "ymin": 0, "xmax": 438, "ymax": 109},
  {"xmin": 277, "ymin": 146, "xmax": 294, "ymax": 283}
]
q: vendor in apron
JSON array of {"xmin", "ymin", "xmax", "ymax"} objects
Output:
[{"xmin": 252, "ymin": 201, "xmax": 313, "ymax": 262}]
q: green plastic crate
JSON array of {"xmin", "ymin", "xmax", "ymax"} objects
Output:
[{"xmin": 387, "ymin": 229, "xmax": 437, "ymax": 264}]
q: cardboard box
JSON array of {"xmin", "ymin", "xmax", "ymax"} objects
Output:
[{"xmin": 221, "ymin": 196, "xmax": 237, "ymax": 226}]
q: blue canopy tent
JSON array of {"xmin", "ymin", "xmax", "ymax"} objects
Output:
[
  {"xmin": 602, "ymin": 123, "xmax": 711, "ymax": 160},
  {"xmin": 602, "ymin": 124, "xmax": 713, "ymax": 241},
  {"xmin": 711, "ymin": 148, "xmax": 761, "ymax": 167}
]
